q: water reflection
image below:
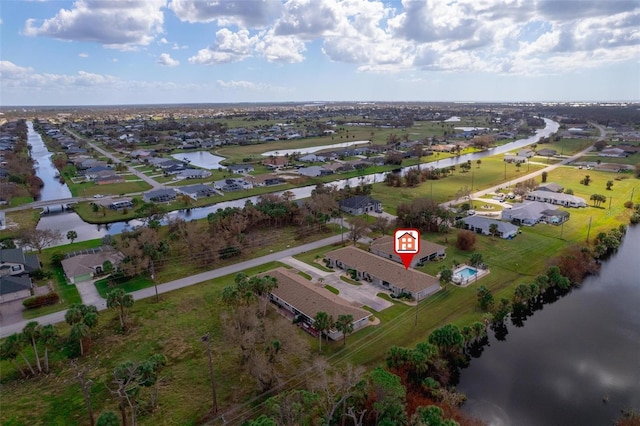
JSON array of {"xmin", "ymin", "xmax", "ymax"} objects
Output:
[
  {"xmin": 458, "ymin": 225, "xmax": 640, "ymax": 426},
  {"xmin": 171, "ymin": 151, "xmax": 226, "ymax": 169},
  {"xmin": 27, "ymin": 121, "xmax": 72, "ymax": 201}
]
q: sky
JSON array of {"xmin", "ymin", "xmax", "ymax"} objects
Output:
[{"xmin": 0, "ymin": 0, "xmax": 639, "ymax": 106}]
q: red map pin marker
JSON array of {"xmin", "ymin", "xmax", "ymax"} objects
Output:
[{"xmin": 394, "ymin": 228, "xmax": 420, "ymax": 269}]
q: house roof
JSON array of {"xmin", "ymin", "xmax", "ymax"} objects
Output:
[
  {"xmin": 0, "ymin": 249, "xmax": 40, "ymax": 271},
  {"xmin": 461, "ymin": 216, "xmax": 519, "ymax": 235},
  {"xmin": 338, "ymin": 195, "xmax": 381, "ymax": 210},
  {"xmin": 526, "ymin": 190, "xmax": 587, "ymax": 205},
  {"xmin": 370, "ymin": 235, "xmax": 445, "ymax": 259},
  {"xmin": 325, "ymin": 246, "xmax": 440, "ymax": 294},
  {"xmin": 264, "ymin": 267, "xmax": 371, "ymax": 322},
  {"xmin": 502, "ymin": 201, "xmax": 556, "ymax": 222},
  {"xmin": 537, "ymin": 182, "xmax": 564, "ymax": 192},
  {"xmin": 178, "ymin": 184, "xmax": 216, "ymax": 194},
  {"xmin": 0, "ymin": 275, "xmax": 32, "ymax": 295},
  {"xmin": 61, "ymin": 250, "xmax": 123, "ymax": 279},
  {"xmin": 143, "ymin": 188, "xmax": 177, "ymax": 199}
]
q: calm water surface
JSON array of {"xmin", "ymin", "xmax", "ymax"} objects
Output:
[
  {"xmin": 27, "ymin": 121, "xmax": 72, "ymax": 201},
  {"xmin": 458, "ymin": 225, "xmax": 640, "ymax": 425},
  {"xmin": 171, "ymin": 151, "xmax": 226, "ymax": 169}
]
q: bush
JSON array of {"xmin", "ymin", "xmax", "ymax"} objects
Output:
[
  {"xmin": 23, "ymin": 292, "xmax": 60, "ymax": 309},
  {"xmin": 624, "ymin": 201, "xmax": 634, "ymax": 209},
  {"xmin": 31, "ymin": 269, "xmax": 52, "ymax": 280},
  {"xmin": 220, "ymin": 246, "xmax": 241, "ymax": 259},
  {"xmin": 456, "ymin": 230, "xmax": 477, "ymax": 251}
]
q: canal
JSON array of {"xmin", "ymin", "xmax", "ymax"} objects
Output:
[
  {"xmin": 458, "ymin": 225, "xmax": 640, "ymax": 425},
  {"xmin": 27, "ymin": 121, "xmax": 72, "ymax": 201}
]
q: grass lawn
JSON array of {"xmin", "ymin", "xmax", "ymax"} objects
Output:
[
  {"xmin": 22, "ymin": 268, "xmax": 82, "ymax": 320},
  {"xmin": 0, "ymin": 210, "xmax": 40, "ymax": 240},
  {"xmin": 70, "ymin": 180, "xmax": 152, "ymax": 198}
]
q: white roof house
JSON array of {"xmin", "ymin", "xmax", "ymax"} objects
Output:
[{"xmin": 524, "ymin": 190, "xmax": 587, "ymax": 208}]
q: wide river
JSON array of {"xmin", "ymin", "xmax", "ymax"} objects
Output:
[{"xmin": 458, "ymin": 224, "xmax": 640, "ymax": 425}]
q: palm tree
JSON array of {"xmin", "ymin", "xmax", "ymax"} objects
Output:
[
  {"xmin": 439, "ymin": 266, "xmax": 453, "ymax": 289},
  {"xmin": 489, "ymin": 223, "xmax": 499, "ymax": 238},
  {"xmin": 22, "ymin": 321, "xmax": 42, "ymax": 373},
  {"xmin": 335, "ymin": 314, "xmax": 354, "ymax": 346},
  {"xmin": 0, "ymin": 333, "xmax": 29, "ymax": 377},
  {"xmin": 71, "ymin": 322, "xmax": 91, "ymax": 356},
  {"xmin": 106, "ymin": 288, "xmax": 135, "ymax": 331},
  {"xmin": 40, "ymin": 324, "xmax": 58, "ymax": 373},
  {"xmin": 65, "ymin": 304, "xmax": 99, "ymax": 356},
  {"xmin": 313, "ymin": 311, "xmax": 334, "ymax": 352}
]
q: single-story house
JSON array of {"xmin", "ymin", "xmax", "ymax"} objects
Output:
[
  {"xmin": 537, "ymin": 148, "xmax": 557, "ymax": 157},
  {"xmin": 0, "ymin": 249, "xmax": 40, "ymax": 277},
  {"xmin": 517, "ymin": 149, "xmax": 535, "ymax": 158},
  {"xmin": 108, "ymin": 200, "xmax": 134, "ymax": 210},
  {"xmin": 504, "ymin": 154, "xmax": 528, "ymax": 163},
  {"xmin": 213, "ymin": 178, "xmax": 253, "ymax": 192},
  {"xmin": 176, "ymin": 169, "xmax": 212, "ymax": 180},
  {"xmin": 61, "ymin": 248, "xmax": 124, "ymax": 284},
  {"xmin": 94, "ymin": 173, "xmax": 126, "ymax": 185},
  {"xmin": 338, "ymin": 196, "xmax": 382, "ymax": 216},
  {"xmin": 298, "ymin": 166, "xmax": 333, "ymax": 177},
  {"xmin": 142, "ymin": 188, "xmax": 177, "ymax": 203},
  {"xmin": 176, "ymin": 184, "xmax": 218, "ymax": 200},
  {"xmin": 525, "ymin": 190, "xmax": 587, "ymax": 208},
  {"xmin": 541, "ymin": 209, "xmax": 570, "ymax": 225},
  {"xmin": 0, "ymin": 276, "xmax": 33, "ymax": 303},
  {"xmin": 599, "ymin": 148, "xmax": 627, "ymax": 158},
  {"xmin": 460, "ymin": 216, "xmax": 519, "ymax": 239},
  {"xmin": 265, "ymin": 267, "xmax": 371, "ymax": 341},
  {"xmin": 536, "ymin": 182, "xmax": 564, "ymax": 193},
  {"xmin": 298, "ymin": 154, "xmax": 326, "ymax": 163},
  {"xmin": 227, "ymin": 164, "xmax": 255, "ymax": 174},
  {"xmin": 325, "ymin": 246, "xmax": 441, "ymax": 300},
  {"xmin": 501, "ymin": 201, "xmax": 567, "ymax": 226},
  {"xmin": 370, "ymin": 235, "xmax": 445, "ymax": 268}
]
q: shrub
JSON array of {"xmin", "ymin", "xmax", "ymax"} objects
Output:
[
  {"xmin": 624, "ymin": 201, "xmax": 634, "ymax": 209},
  {"xmin": 23, "ymin": 292, "xmax": 60, "ymax": 309},
  {"xmin": 456, "ymin": 230, "xmax": 477, "ymax": 251},
  {"xmin": 31, "ymin": 269, "xmax": 52, "ymax": 280}
]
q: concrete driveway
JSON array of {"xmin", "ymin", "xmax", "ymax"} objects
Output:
[
  {"xmin": 280, "ymin": 256, "xmax": 393, "ymax": 312},
  {"xmin": 75, "ymin": 279, "xmax": 107, "ymax": 309},
  {"xmin": 0, "ymin": 298, "xmax": 26, "ymax": 327}
]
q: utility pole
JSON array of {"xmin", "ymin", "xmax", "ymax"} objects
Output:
[
  {"xmin": 201, "ymin": 333, "xmax": 218, "ymax": 415},
  {"xmin": 150, "ymin": 259, "xmax": 158, "ymax": 302},
  {"xmin": 609, "ymin": 196, "xmax": 612, "ymax": 211},
  {"xmin": 586, "ymin": 216, "xmax": 592, "ymax": 243},
  {"xmin": 414, "ymin": 292, "xmax": 419, "ymax": 326},
  {"xmin": 471, "ymin": 172, "xmax": 474, "ymax": 191}
]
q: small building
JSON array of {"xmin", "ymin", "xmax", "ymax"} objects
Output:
[
  {"xmin": 0, "ymin": 276, "xmax": 33, "ymax": 303},
  {"xmin": 541, "ymin": 209, "xmax": 570, "ymax": 225},
  {"xmin": 504, "ymin": 154, "xmax": 528, "ymax": 163},
  {"xmin": 536, "ymin": 182, "xmax": 564, "ymax": 193},
  {"xmin": 213, "ymin": 178, "xmax": 253, "ymax": 192},
  {"xmin": 460, "ymin": 216, "xmax": 519, "ymax": 239},
  {"xmin": 338, "ymin": 196, "xmax": 382, "ymax": 216},
  {"xmin": 325, "ymin": 246, "xmax": 441, "ymax": 300},
  {"xmin": 176, "ymin": 169, "xmax": 212, "ymax": 180},
  {"xmin": 599, "ymin": 148, "xmax": 627, "ymax": 158},
  {"xmin": 525, "ymin": 190, "xmax": 587, "ymax": 208},
  {"xmin": 265, "ymin": 267, "xmax": 371, "ymax": 341},
  {"xmin": 517, "ymin": 149, "xmax": 535, "ymax": 158},
  {"xmin": 94, "ymin": 173, "xmax": 125, "ymax": 185},
  {"xmin": 142, "ymin": 188, "xmax": 177, "ymax": 203},
  {"xmin": 61, "ymin": 248, "xmax": 124, "ymax": 284},
  {"xmin": 298, "ymin": 166, "xmax": 333, "ymax": 177},
  {"xmin": 176, "ymin": 184, "xmax": 218, "ymax": 200},
  {"xmin": 227, "ymin": 164, "xmax": 255, "ymax": 174},
  {"xmin": 502, "ymin": 201, "xmax": 566, "ymax": 226},
  {"xmin": 537, "ymin": 148, "xmax": 557, "ymax": 157},
  {"xmin": 0, "ymin": 249, "xmax": 40, "ymax": 277},
  {"xmin": 370, "ymin": 235, "xmax": 445, "ymax": 268},
  {"xmin": 109, "ymin": 200, "xmax": 134, "ymax": 210}
]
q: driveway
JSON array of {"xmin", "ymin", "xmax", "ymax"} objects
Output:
[
  {"xmin": 279, "ymin": 256, "xmax": 393, "ymax": 312},
  {"xmin": 0, "ymin": 299, "xmax": 26, "ymax": 327},
  {"xmin": 75, "ymin": 279, "xmax": 107, "ymax": 309}
]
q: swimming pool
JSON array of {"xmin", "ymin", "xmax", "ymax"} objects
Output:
[{"xmin": 454, "ymin": 266, "xmax": 477, "ymax": 280}]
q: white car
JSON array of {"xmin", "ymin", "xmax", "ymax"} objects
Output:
[{"xmin": 93, "ymin": 194, "xmax": 104, "ymax": 198}]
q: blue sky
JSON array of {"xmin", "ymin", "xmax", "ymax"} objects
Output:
[{"xmin": 1, "ymin": 0, "xmax": 639, "ymax": 106}]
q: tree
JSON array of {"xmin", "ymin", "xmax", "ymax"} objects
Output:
[
  {"xmin": 335, "ymin": 314, "xmax": 354, "ymax": 346},
  {"xmin": 489, "ymin": 223, "xmax": 499, "ymax": 237},
  {"xmin": 40, "ymin": 324, "xmax": 58, "ymax": 373},
  {"xmin": 106, "ymin": 288, "xmax": 135, "ymax": 332},
  {"xmin": 313, "ymin": 311, "xmax": 334, "ymax": 352},
  {"xmin": 455, "ymin": 230, "xmax": 476, "ymax": 250},
  {"xmin": 476, "ymin": 285, "xmax": 494, "ymax": 312},
  {"xmin": 590, "ymin": 193, "xmax": 607, "ymax": 207},
  {"xmin": 439, "ymin": 266, "xmax": 453, "ymax": 288},
  {"xmin": 469, "ymin": 252, "xmax": 483, "ymax": 267},
  {"xmin": 66, "ymin": 230, "xmax": 78, "ymax": 244},
  {"xmin": 365, "ymin": 367, "xmax": 408, "ymax": 425},
  {"xmin": 476, "ymin": 159, "xmax": 482, "ymax": 168},
  {"xmin": 96, "ymin": 411, "xmax": 120, "ymax": 426},
  {"xmin": 428, "ymin": 324, "xmax": 464, "ymax": 362},
  {"xmin": 581, "ymin": 174, "xmax": 591, "ymax": 186},
  {"xmin": 22, "ymin": 321, "xmax": 43, "ymax": 373},
  {"xmin": 19, "ymin": 228, "xmax": 62, "ymax": 253},
  {"xmin": 71, "ymin": 360, "xmax": 96, "ymax": 426},
  {"xmin": 0, "ymin": 333, "xmax": 31, "ymax": 377},
  {"xmin": 411, "ymin": 405, "xmax": 459, "ymax": 426},
  {"xmin": 492, "ymin": 298, "xmax": 511, "ymax": 324},
  {"xmin": 348, "ymin": 217, "xmax": 368, "ymax": 245},
  {"xmin": 606, "ymin": 180, "xmax": 614, "ymax": 191},
  {"xmin": 65, "ymin": 304, "xmax": 99, "ymax": 356},
  {"xmin": 541, "ymin": 171, "xmax": 548, "ymax": 183}
]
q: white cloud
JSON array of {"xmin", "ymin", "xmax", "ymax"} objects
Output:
[
  {"xmin": 157, "ymin": 53, "xmax": 179, "ymax": 67},
  {"xmin": 160, "ymin": 37, "xmax": 169, "ymax": 44},
  {"xmin": 169, "ymin": 0, "xmax": 282, "ymax": 27},
  {"xmin": 24, "ymin": 0, "xmax": 165, "ymax": 49},
  {"xmin": 255, "ymin": 29, "xmax": 306, "ymax": 63},
  {"xmin": 216, "ymin": 79, "xmax": 288, "ymax": 93},
  {"xmin": 1, "ymin": 60, "xmax": 119, "ymax": 89},
  {"xmin": 78, "ymin": 52, "xmax": 89, "ymax": 58},
  {"xmin": 189, "ymin": 28, "xmax": 257, "ymax": 64},
  {"xmin": 274, "ymin": 0, "xmax": 340, "ymax": 39}
]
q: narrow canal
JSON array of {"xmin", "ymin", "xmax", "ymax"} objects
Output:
[{"xmin": 27, "ymin": 121, "xmax": 72, "ymax": 201}]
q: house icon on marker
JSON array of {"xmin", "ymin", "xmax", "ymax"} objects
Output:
[{"xmin": 396, "ymin": 231, "xmax": 418, "ymax": 252}]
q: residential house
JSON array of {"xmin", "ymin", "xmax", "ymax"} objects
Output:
[
  {"xmin": 0, "ymin": 276, "xmax": 33, "ymax": 303},
  {"xmin": 370, "ymin": 235, "xmax": 445, "ymax": 268},
  {"xmin": 142, "ymin": 188, "xmax": 177, "ymax": 203},
  {"xmin": 537, "ymin": 148, "xmax": 557, "ymax": 157},
  {"xmin": 460, "ymin": 216, "xmax": 519, "ymax": 239},
  {"xmin": 517, "ymin": 149, "xmax": 535, "ymax": 158},
  {"xmin": 0, "ymin": 249, "xmax": 40, "ymax": 277},
  {"xmin": 213, "ymin": 178, "xmax": 253, "ymax": 192},
  {"xmin": 298, "ymin": 166, "xmax": 333, "ymax": 177},
  {"xmin": 299, "ymin": 154, "xmax": 326, "ymax": 162},
  {"xmin": 61, "ymin": 248, "xmax": 124, "ymax": 284},
  {"xmin": 263, "ymin": 156, "xmax": 289, "ymax": 170},
  {"xmin": 94, "ymin": 173, "xmax": 125, "ymax": 185},
  {"xmin": 338, "ymin": 196, "xmax": 382, "ymax": 215},
  {"xmin": 176, "ymin": 184, "xmax": 218, "ymax": 200},
  {"xmin": 265, "ymin": 267, "xmax": 371, "ymax": 340},
  {"xmin": 227, "ymin": 164, "xmax": 255, "ymax": 174},
  {"xmin": 599, "ymin": 147, "xmax": 627, "ymax": 158},
  {"xmin": 525, "ymin": 190, "xmax": 587, "ymax": 208},
  {"xmin": 536, "ymin": 182, "xmax": 564, "ymax": 193},
  {"xmin": 504, "ymin": 153, "xmax": 528, "ymax": 163},
  {"xmin": 176, "ymin": 169, "xmax": 212, "ymax": 180},
  {"xmin": 108, "ymin": 200, "xmax": 134, "ymax": 210},
  {"xmin": 325, "ymin": 246, "xmax": 441, "ymax": 300},
  {"xmin": 501, "ymin": 201, "xmax": 569, "ymax": 226}
]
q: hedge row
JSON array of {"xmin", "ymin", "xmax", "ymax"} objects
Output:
[{"xmin": 22, "ymin": 292, "xmax": 60, "ymax": 309}]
